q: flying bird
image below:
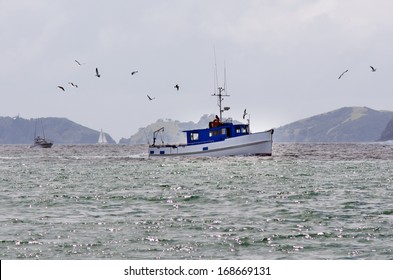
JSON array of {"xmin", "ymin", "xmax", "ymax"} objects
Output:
[
  {"xmin": 370, "ymin": 66, "xmax": 377, "ymax": 72},
  {"xmin": 75, "ymin": 60, "xmax": 82, "ymax": 66},
  {"xmin": 69, "ymin": 82, "xmax": 78, "ymax": 88},
  {"xmin": 95, "ymin": 68, "xmax": 101, "ymax": 78},
  {"xmin": 131, "ymin": 71, "xmax": 138, "ymax": 75},
  {"xmin": 174, "ymin": 84, "xmax": 179, "ymax": 91},
  {"xmin": 57, "ymin": 86, "xmax": 65, "ymax": 92},
  {"xmin": 147, "ymin": 94, "xmax": 155, "ymax": 101},
  {"xmin": 243, "ymin": 109, "xmax": 247, "ymax": 119},
  {"xmin": 338, "ymin": 69, "xmax": 349, "ymax": 79}
]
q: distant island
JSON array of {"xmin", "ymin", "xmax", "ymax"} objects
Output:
[
  {"xmin": 378, "ymin": 117, "xmax": 393, "ymax": 141},
  {"xmin": 0, "ymin": 116, "xmax": 115, "ymax": 144},
  {"xmin": 274, "ymin": 107, "xmax": 393, "ymax": 142},
  {"xmin": 119, "ymin": 114, "xmax": 217, "ymax": 145},
  {"xmin": 2, "ymin": 107, "xmax": 393, "ymax": 144},
  {"xmin": 121, "ymin": 107, "xmax": 393, "ymax": 144}
]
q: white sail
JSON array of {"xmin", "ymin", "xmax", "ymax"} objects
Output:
[{"xmin": 98, "ymin": 129, "xmax": 108, "ymax": 144}]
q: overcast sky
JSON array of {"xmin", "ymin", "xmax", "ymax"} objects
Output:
[{"xmin": 1, "ymin": 0, "xmax": 393, "ymax": 141}]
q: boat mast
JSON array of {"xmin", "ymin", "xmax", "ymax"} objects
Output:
[
  {"xmin": 212, "ymin": 52, "xmax": 230, "ymax": 120},
  {"xmin": 40, "ymin": 119, "xmax": 46, "ymax": 139},
  {"xmin": 212, "ymin": 87, "xmax": 229, "ymax": 121}
]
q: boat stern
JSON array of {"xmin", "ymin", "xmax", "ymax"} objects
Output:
[{"xmin": 148, "ymin": 144, "xmax": 180, "ymax": 156}]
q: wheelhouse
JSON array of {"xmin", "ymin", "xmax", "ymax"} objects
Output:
[{"xmin": 185, "ymin": 122, "xmax": 249, "ymax": 145}]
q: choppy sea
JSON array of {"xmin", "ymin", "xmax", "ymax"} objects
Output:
[{"xmin": 1, "ymin": 143, "xmax": 393, "ymax": 260}]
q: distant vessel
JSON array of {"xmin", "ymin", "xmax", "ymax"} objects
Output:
[
  {"xmin": 31, "ymin": 119, "xmax": 53, "ymax": 148},
  {"xmin": 148, "ymin": 87, "xmax": 274, "ymax": 157},
  {"xmin": 97, "ymin": 129, "xmax": 108, "ymax": 144}
]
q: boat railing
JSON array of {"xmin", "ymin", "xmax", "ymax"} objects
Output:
[{"xmin": 187, "ymin": 139, "xmax": 216, "ymax": 146}]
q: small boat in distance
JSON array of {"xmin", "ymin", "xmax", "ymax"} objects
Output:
[
  {"xmin": 97, "ymin": 129, "xmax": 108, "ymax": 144},
  {"xmin": 31, "ymin": 119, "xmax": 53, "ymax": 148},
  {"xmin": 32, "ymin": 136, "xmax": 53, "ymax": 148},
  {"xmin": 148, "ymin": 86, "xmax": 274, "ymax": 157}
]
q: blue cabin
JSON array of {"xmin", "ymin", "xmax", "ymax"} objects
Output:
[{"xmin": 184, "ymin": 122, "xmax": 250, "ymax": 145}]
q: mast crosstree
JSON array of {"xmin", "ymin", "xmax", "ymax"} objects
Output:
[{"xmin": 212, "ymin": 86, "xmax": 230, "ymax": 121}]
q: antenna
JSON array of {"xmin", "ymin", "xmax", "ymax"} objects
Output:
[
  {"xmin": 213, "ymin": 46, "xmax": 219, "ymax": 96},
  {"xmin": 224, "ymin": 61, "xmax": 227, "ymax": 96},
  {"xmin": 212, "ymin": 49, "xmax": 230, "ymax": 120}
]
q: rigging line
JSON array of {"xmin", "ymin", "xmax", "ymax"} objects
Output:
[
  {"xmin": 155, "ymin": 128, "xmax": 164, "ymax": 145},
  {"xmin": 160, "ymin": 131, "xmax": 165, "ymax": 145},
  {"xmin": 34, "ymin": 119, "xmax": 37, "ymax": 138},
  {"xmin": 41, "ymin": 119, "xmax": 46, "ymax": 139}
]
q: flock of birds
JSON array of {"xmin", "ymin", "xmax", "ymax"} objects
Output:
[
  {"xmin": 57, "ymin": 60, "xmax": 377, "ymax": 91},
  {"xmin": 55, "ymin": 61, "xmax": 377, "ymax": 124},
  {"xmin": 338, "ymin": 65, "xmax": 377, "ymax": 79},
  {"xmin": 54, "ymin": 59, "xmax": 254, "ymax": 122},
  {"xmin": 56, "ymin": 59, "xmax": 180, "ymax": 101}
]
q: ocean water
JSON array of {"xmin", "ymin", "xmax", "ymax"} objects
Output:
[{"xmin": 1, "ymin": 143, "xmax": 393, "ymax": 260}]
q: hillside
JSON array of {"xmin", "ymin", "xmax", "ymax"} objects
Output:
[
  {"xmin": 119, "ymin": 114, "xmax": 218, "ymax": 144},
  {"xmin": 274, "ymin": 107, "xmax": 393, "ymax": 142},
  {"xmin": 0, "ymin": 116, "xmax": 115, "ymax": 144},
  {"xmin": 379, "ymin": 118, "xmax": 393, "ymax": 141},
  {"xmin": 121, "ymin": 107, "xmax": 393, "ymax": 144},
  {"xmin": 4, "ymin": 107, "xmax": 393, "ymax": 144}
]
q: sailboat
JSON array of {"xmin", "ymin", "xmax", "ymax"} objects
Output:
[
  {"xmin": 31, "ymin": 119, "xmax": 53, "ymax": 148},
  {"xmin": 97, "ymin": 129, "xmax": 108, "ymax": 144}
]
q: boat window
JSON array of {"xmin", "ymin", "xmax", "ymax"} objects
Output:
[
  {"xmin": 190, "ymin": 132, "xmax": 199, "ymax": 141},
  {"xmin": 209, "ymin": 130, "xmax": 219, "ymax": 137},
  {"xmin": 242, "ymin": 127, "xmax": 247, "ymax": 134},
  {"xmin": 236, "ymin": 128, "xmax": 241, "ymax": 134},
  {"xmin": 221, "ymin": 128, "xmax": 226, "ymax": 135}
]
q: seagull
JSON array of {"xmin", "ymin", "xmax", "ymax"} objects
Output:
[
  {"xmin": 95, "ymin": 68, "xmax": 101, "ymax": 78},
  {"xmin": 243, "ymin": 109, "xmax": 247, "ymax": 119},
  {"xmin": 75, "ymin": 60, "xmax": 82, "ymax": 66},
  {"xmin": 338, "ymin": 69, "xmax": 349, "ymax": 79},
  {"xmin": 131, "ymin": 71, "xmax": 138, "ymax": 75},
  {"xmin": 147, "ymin": 94, "xmax": 155, "ymax": 101},
  {"xmin": 174, "ymin": 84, "xmax": 179, "ymax": 91},
  {"xmin": 69, "ymin": 82, "xmax": 78, "ymax": 88},
  {"xmin": 57, "ymin": 86, "xmax": 65, "ymax": 92},
  {"xmin": 370, "ymin": 66, "xmax": 377, "ymax": 72}
]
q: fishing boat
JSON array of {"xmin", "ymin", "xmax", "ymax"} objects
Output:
[
  {"xmin": 148, "ymin": 87, "xmax": 274, "ymax": 157},
  {"xmin": 31, "ymin": 136, "xmax": 53, "ymax": 148},
  {"xmin": 31, "ymin": 119, "xmax": 53, "ymax": 148},
  {"xmin": 97, "ymin": 129, "xmax": 108, "ymax": 144}
]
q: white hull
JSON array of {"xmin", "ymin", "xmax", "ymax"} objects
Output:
[{"xmin": 149, "ymin": 129, "xmax": 273, "ymax": 157}]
